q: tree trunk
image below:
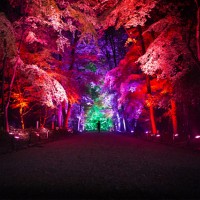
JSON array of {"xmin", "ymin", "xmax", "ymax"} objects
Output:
[
  {"xmin": 64, "ymin": 102, "xmax": 71, "ymax": 129},
  {"xmin": 5, "ymin": 56, "xmax": 19, "ymax": 133},
  {"xmin": 116, "ymin": 112, "xmax": 121, "ymax": 131},
  {"xmin": 1, "ymin": 39, "xmax": 7, "ymax": 133},
  {"xmin": 57, "ymin": 104, "xmax": 62, "ymax": 128},
  {"xmin": 122, "ymin": 117, "xmax": 126, "ymax": 132},
  {"xmin": 149, "ymin": 103, "xmax": 157, "ymax": 135},
  {"xmin": 40, "ymin": 106, "xmax": 47, "ymax": 127},
  {"xmin": 171, "ymin": 99, "xmax": 178, "ymax": 138},
  {"xmin": 19, "ymin": 107, "xmax": 25, "ymax": 129},
  {"xmin": 110, "ymin": 35, "xmax": 117, "ymax": 67},
  {"xmin": 137, "ymin": 25, "xmax": 157, "ymax": 134},
  {"xmin": 63, "ymin": 31, "xmax": 79, "ymax": 129},
  {"xmin": 106, "ymin": 30, "xmax": 117, "ymax": 68},
  {"xmin": 3, "ymin": 5, "xmax": 26, "ymax": 133},
  {"xmin": 78, "ymin": 115, "xmax": 81, "ymax": 132},
  {"xmin": 69, "ymin": 31, "xmax": 79, "ymax": 70},
  {"xmin": 77, "ymin": 105, "xmax": 83, "ymax": 132}
]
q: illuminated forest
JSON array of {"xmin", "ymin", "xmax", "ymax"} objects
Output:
[{"xmin": 1, "ymin": 0, "xmax": 200, "ymax": 141}]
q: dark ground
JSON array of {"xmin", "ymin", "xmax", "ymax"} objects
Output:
[{"xmin": 1, "ymin": 132, "xmax": 200, "ymax": 199}]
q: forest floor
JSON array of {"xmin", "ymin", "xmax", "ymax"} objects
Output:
[{"xmin": 1, "ymin": 132, "xmax": 200, "ymax": 199}]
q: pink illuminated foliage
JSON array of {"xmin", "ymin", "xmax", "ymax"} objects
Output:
[
  {"xmin": 0, "ymin": 0, "xmax": 199, "ymax": 134},
  {"xmin": 103, "ymin": 0, "xmax": 158, "ymax": 29},
  {"xmin": 6, "ymin": 0, "xmax": 101, "ymax": 129},
  {"xmin": 20, "ymin": 65, "xmax": 68, "ymax": 108},
  {"xmin": 10, "ymin": 64, "xmax": 69, "ymax": 129},
  {"xmin": 137, "ymin": 16, "xmax": 197, "ymax": 82}
]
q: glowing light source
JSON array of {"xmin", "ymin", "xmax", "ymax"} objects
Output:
[{"xmin": 156, "ymin": 134, "xmax": 160, "ymax": 137}]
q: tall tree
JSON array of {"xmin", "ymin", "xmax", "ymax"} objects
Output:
[{"xmin": 0, "ymin": 12, "xmax": 19, "ymax": 133}]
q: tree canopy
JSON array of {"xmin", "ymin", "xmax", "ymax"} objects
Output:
[{"xmin": 0, "ymin": 0, "xmax": 199, "ymax": 137}]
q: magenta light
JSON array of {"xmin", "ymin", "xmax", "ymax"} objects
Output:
[
  {"xmin": 195, "ymin": 135, "xmax": 200, "ymax": 139},
  {"xmin": 14, "ymin": 136, "xmax": 20, "ymax": 139},
  {"xmin": 156, "ymin": 134, "xmax": 160, "ymax": 137},
  {"xmin": 174, "ymin": 134, "xmax": 179, "ymax": 137}
]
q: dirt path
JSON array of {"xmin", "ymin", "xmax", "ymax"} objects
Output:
[{"xmin": 1, "ymin": 133, "xmax": 200, "ymax": 199}]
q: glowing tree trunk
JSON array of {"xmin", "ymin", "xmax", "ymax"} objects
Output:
[
  {"xmin": 149, "ymin": 101, "xmax": 157, "ymax": 135},
  {"xmin": 78, "ymin": 105, "xmax": 84, "ymax": 132},
  {"xmin": 122, "ymin": 117, "xmax": 127, "ymax": 132},
  {"xmin": 63, "ymin": 31, "xmax": 79, "ymax": 129},
  {"xmin": 77, "ymin": 115, "xmax": 81, "ymax": 132},
  {"xmin": 171, "ymin": 99, "xmax": 178, "ymax": 140},
  {"xmin": 19, "ymin": 107, "xmax": 25, "ymax": 129},
  {"xmin": 138, "ymin": 25, "xmax": 157, "ymax": 134},
  {"xmin": 121, "ymin": 106, "xmax": 127, "ymax": 132},
  {"xmin": 5, "ymin": 57, "xmax": 19, "ymax": 133},
  {"xmin": 116, "ymin": 112, "xmax": 121, "ymax": 131},
  {"xmin": 57, "ymin": 104, "xmax": 62, "ymax": 128},
  {"xmin": 195, "ymin": 0, "xmax": 200, "ymax": 61},
  {"xmin": 64, "ymin": 102, "xmax": 71, "ymax": 129}
]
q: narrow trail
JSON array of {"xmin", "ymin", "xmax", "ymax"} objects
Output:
[{"xmin": 1, "ymin": 132, "xmax": 200, "ymax": 199}]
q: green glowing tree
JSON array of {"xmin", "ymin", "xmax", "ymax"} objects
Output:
[
  {"xmin": 85, "ymin": 105, "xmax": 112, "ymax": 131},
  {"xmin": 85, "ymin": 80, "xmax": 113, "ymax": 131}
]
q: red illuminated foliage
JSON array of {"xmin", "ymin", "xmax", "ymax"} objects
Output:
[{"xmin": 0, "ymin": 0, "xmax": 199, "ymax": 135}]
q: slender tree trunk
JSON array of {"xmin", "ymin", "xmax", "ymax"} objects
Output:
[
  {"xmin": 40, "ymin": 106, "xmax": 47, "ymax": 127},
  {"xmin": 4, "ymin": 3, "xmax": 27, "ymax": 133},
  {"xmin": 77, "ymin": 105, "xmax": 82, "ymax": 132},
  {"xmin": 137, "ymin": 25, "xmax": 157, "ymax": 134},
  {"xmin": 149, "ymin": 103, "xmax": 157, "ymax": 135},
  {"xmin": 5, "ymin": 56, "xmax": 20, "ymax": 133},
  {"xmin": 64, "ymin": 102, "xmax": 71, "ymax": 129},
  {"xmin": 78, "ymin": 116, "xmax": 81, "ymax": 132},
  {"xmin": 122, "ymin": 117, "xmax": 126, "ymax": 132},
  {"xmin": 57, "ymin": 104, "xmax": 62, "ymax": 128},
  {"xmin": 171, "ymin": 99, "xmax": 178, "ymax": 137},
  {"xmin": 1, "ymin": 39, "xmax": 7, "ymax": 133},
  {"xmin": 19, "ymin": 107, "xmax": 25, "ymax": 129},
  {"xmin": 116, "ymin": 112, "xmax": 121, "ymax": 131},
  {"xmin": 107, "ymin": 31, "xmax": 117, "ymax": 67},
  {"xmin": 63, "ymin": 31, "xmax": 79, "ymax": 129},
  {"xmin": 110, "ymin": 36, "xmax": 117, "ymax": 67},
  {"xmin": 69, "ymin": 31, "xmax": 79, "ymax": 70},
  {"xmin": 121, "ymin": 106, "xmax": 126, "ymax": 132}
]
